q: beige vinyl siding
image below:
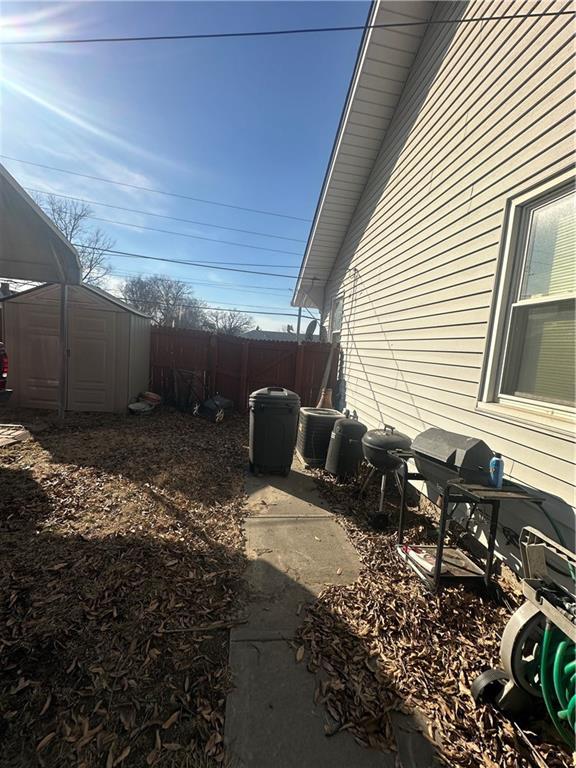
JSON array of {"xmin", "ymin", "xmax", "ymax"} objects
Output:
[
  {"xmin": 4, "ymin": 284, "xmax": 151, "ymax": 413},
  {"xmin": 323, "ymin": 0, "xmax": 576, "ymax": 526}
]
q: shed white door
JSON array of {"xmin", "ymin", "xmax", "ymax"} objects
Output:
[
  {"xmin": 18, "ymin": 305, "xmax": 61, "ymax": 408},
  {"xmin": 67, "ymin": 309, "xmax": 116, "ymax": 411}
]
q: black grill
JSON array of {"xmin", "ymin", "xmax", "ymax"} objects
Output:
[{"xmin": 411, "ymin": 427, "xmax": 493, "ymax": 489}]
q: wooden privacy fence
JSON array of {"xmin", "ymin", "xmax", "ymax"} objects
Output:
[{"xmin": 150, "ymin": 327, "xmax": 338, "ymax": 411}]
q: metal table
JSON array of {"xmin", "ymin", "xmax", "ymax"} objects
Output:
[{"xmin": 396, "ymin": 462, "xmax": 545, "ymax": 592}]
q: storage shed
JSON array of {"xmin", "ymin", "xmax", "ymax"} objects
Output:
[{"xmin": 2, "ymin": 283, "xmax": 151, "ymax": 412}]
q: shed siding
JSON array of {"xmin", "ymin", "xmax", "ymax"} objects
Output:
[
  {"xmin": 323, "ymin": 1, "xmax": 575, "ymax": 546},
  {"xmin": 3, "ymin": 284, "xmax": 151, "ymax": 413}
]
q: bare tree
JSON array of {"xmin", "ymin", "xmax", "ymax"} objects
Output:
[
  {"xmin": 121, "ymin": 274, "xmax": 206, "ymax": 328},
  {"xmin": 32, "ymin": 193, "xmax": 113, "ymax": 286},
  {"xmin": 203, "ymin": 309, "xmax": 254, "ymax": 336}
]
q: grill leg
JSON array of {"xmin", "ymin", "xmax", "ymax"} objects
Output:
[
  {"xmin": 378, "ymin": 473, "xmax": 387, "ymax": 515},
  {"xmin": 393, "ymin": 470, "xmax": 403, "ymax": 496},
  {"xmin": 484, "ymin": 500, "xmax": 500, "ymax": 587},
  {"xmin": 398, "ymin": 461, "xmax": 408, "ymax": 544},
  {"xmin": 359, "ymin": 465, "xmax": 375, "ymax": 497},
  {"xmin": 432, "ymin": 492, "xmax": 451, "ymax": 592}
]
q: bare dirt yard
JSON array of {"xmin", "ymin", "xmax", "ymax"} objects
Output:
[{"xmin": 0, "ymin": 409, "xmax": 247, "ymax": 767}]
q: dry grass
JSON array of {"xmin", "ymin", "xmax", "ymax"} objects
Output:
[
  {"xmin": 298, "ymin": 468, "xmax": 571, "ymax": 768},
  {"xmin": 0, "ymin": 409, "xmax": 248, "ymax": 767}
]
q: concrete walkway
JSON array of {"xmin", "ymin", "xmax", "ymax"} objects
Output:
[{"xmin": 225, "ymin": 460, "xmax": 435, "ymax": 768}]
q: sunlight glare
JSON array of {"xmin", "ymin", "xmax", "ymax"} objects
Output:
[{"xmin": 0, "ymin": 5, "xmax": 76, "ymax": 43}]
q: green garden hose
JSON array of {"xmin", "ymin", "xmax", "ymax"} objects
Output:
[{"xmin": 540, "ymin": 620, "xmax": 576, "ymax": 748}]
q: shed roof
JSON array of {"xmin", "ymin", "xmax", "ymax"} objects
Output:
[
  {"xmin": 0, "ymin": 164, "xmax": 82, "ymax": 285},
  {"xmin": 292, "ymin": 0, "xmax": 435, "ymax": 308},
  {"xmin": 1, "ymin": 282, "xmax": 151, "ymax": 319}
]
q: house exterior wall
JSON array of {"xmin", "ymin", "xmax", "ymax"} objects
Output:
[{"xmin": 322, "ymin": 0, "xmax": 575, "ymax": 561}]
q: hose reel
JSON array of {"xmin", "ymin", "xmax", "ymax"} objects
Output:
[{"xmin": 472, "ymin": 527, "xmax": 575, "ymax": 748}]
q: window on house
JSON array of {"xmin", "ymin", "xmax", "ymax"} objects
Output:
[
  {"xmin": 498, "ymin": 187, "xmax": 575, "ymax": 410},
  {"xmin": 330, "ymin": 296, "xmax": 343, "ymax": 343}
]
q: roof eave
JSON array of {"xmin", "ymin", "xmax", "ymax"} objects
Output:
[
  {"xmin": 292, "ymin": 1, "xmax": 436, "ymax": 309},
  {"xmin": 292, "ymin": 1, "xmax": 377, "ymax": 309}
]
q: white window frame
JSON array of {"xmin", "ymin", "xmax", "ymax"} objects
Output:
[
  {"xmin": 479, "ymin": 171, "xmax": 575, "ymax": 427},
  {"xmin": 329, "ymin": 295, "xmax": 344, "ymax": 342}
]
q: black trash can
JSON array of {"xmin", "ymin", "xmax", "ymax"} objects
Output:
[
  {"xmin": 249, "ymin": 387, "xmax": 300, "ymax": 475},
  {"xmin": 296, "ymin": 407, "xmax": 342, "ymax": 468},
  {"xmin": 325, "ymin": 418, "xmax": 367, "ymax": 481}
]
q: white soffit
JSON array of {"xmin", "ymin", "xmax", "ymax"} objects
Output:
[
  {"xmin": 293, "ymin": 0, "xmax": 435, "ymax": 308},
  {"xmin": 0, "ymin": 163, "xmax": 82, "ymax": 284}
]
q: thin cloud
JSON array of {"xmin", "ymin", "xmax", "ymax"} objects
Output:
[{"xmin": 3, "ymin": 73, "xmax": 161, "ymax": 165}]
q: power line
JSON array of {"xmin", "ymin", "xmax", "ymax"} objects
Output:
[
  {"xmin": 117, "ymin": 296, "xmax": 296, "ymax": 312},
  {"xmin": 10, "ymin": 293, "xmax": 300, "ymax": 317},
  {"xmin": 77, "ymin": 246, "xmax": 302, "ymax": 279},
  {"xmin": 79, "ymin": 244, "xmax": 298, "ymax": 270},
  {"xmin": 0, "ymin": 155, "xmax": 310, "ymax": 222},
  {"xmin": 108, "ymin": 269, "xmax": 294, "ymax": 293},
  {"xmin": 2, "ymin": 11, "xmax": 572, "ymax": 45},
  {"xmin": 2, "ymin": 275, "xmax": 316, "ymax": 315},
  {"xmin": 109, "ymin": 256, "xmax": 298, "ymax": 269},
  {"xmin": 27, "ymin": 187, "xmax": 307, "ymax": 243},
  {"xmin": 111, "ymin": 296, "xmax": 299, "ymax": 318},
  {"xmin": 86, "ymin": 214, "xmax": 303, "ymax": 256}
]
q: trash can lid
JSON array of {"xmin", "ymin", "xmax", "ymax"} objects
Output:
[{"xmin": 249, "ymin": 387, "xmax": 301, "ymax": 405}]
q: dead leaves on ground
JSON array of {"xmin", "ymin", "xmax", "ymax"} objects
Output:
[
  {"xmin": 0, "ymin": 409, "xmax": 247, "ymax": 767},
  {"xmin": 299, "ymin": 470, "xmax": 571, "ymax": 768}
]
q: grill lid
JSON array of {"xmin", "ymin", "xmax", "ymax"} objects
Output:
[
  {"xmin": 362, "ymin": 427, "xmax": 411, "ymax": 453},
  {"xmin": 412, "ymin": 427, "xmax": 493, "ymax": 472}
]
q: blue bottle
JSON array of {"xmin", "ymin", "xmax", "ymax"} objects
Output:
[{"xmin": 489, "ymin": 453, "xmax": 504, "ymax": 488}]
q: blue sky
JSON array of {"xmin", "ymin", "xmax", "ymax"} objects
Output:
[{"xmin": 0, "ymin": 1, "xmax": 369, "ymax": 329}]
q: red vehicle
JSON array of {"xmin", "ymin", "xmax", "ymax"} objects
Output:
[{"xmin": 0, "ymin": 342, "xmax": 12, "ymax": 402}]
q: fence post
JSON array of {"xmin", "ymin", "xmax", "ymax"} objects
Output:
[
  {"xmin": 239, "ymin": 340, "xmax": 249, "ymax": 411},
  {"xmin": 209, "ymin": 334, "xmax": 218, "ymax": 395},
  {"xmin": 294, "ymin": 342, "xmax": 304, "ymax": 398}
]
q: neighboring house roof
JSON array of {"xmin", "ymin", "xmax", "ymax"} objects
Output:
[
  {"xmin": 0, "ymin": 164, "xmax": 82, "ymax": 285},
  {"xmin": 292, "ymin": 0, "xmax": 435, "ymax": 308},
  {"xmin": 243, "ymin": 329, "xmax": 317, "ymax": 342},
  {"xmin": 0, "ymin": 282, "xmax": 151, "ymax": 319}
]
